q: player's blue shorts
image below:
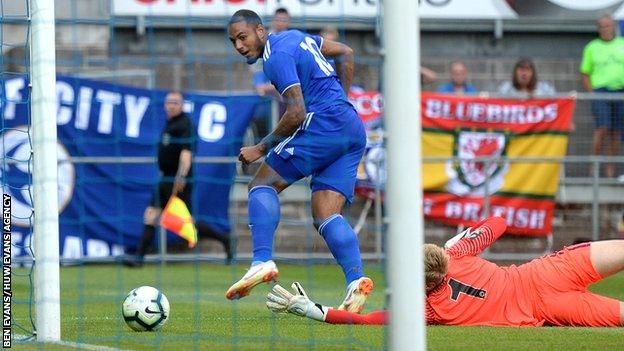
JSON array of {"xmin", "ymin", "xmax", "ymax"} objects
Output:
[{"xmin": 265, "ymin": 106, "xmax": 366, "ymax": 203}]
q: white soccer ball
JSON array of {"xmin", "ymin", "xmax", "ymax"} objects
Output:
[{"xmin": 122, "ymin": 286, "xmax": 170, "ymax": 332}]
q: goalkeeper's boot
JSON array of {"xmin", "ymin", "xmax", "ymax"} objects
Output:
[
  {"xmin": 337, "ymin": 276, "xmax": 374, "ymax": 313},
  {"xmin": 226, "ymin": 260, "xmax": 279, "ymax": 300}
]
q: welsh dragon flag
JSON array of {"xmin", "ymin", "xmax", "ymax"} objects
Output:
[{"xmin": 421, "ymin": 92, "xmax": 575, "ymax": 236}]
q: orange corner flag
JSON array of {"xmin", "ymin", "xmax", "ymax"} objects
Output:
[{"xmin": 160, "ymin": 196, "xmax": 197, "ymax": 248}]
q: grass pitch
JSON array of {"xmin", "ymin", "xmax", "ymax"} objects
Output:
[{"xmin": 10, "ymin": 262, "xmax": 624, "ymax": 350}]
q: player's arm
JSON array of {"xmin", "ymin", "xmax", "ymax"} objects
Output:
[
  {"xmin": 268, "ymin": 283, "xmax": 438, "ymax": 325},
  {"xmin": 445, "ymin": 216, "xmax": 507, "ymax": 257},
  {"xmin": 239, "ymin": 53, "xmax": 306, "ymax": 164},
  {"xmin": 319, "ymin": 39, "xmax": 354, "ymax": 94},
  {"xmin": 267, "ymin": 283, "xmax": 388, "ymax": 325},
  {"xmin": 239, "ymin": 85, "xmax": 305, "ymax": 164}
]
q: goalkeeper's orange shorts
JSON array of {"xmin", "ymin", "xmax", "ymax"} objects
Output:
[{"xmin": 522, "ymin": 242, "xmax": 621, "ymax": 327}]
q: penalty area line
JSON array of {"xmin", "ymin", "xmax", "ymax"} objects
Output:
[{"xmin": 15, "ymin": 333, "xmax": 131, "ymax": 351}]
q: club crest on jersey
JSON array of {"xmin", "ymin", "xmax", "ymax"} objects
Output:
[{"xmin": 445, "ymin": 131, "xmax": 509, "ymax": 196}]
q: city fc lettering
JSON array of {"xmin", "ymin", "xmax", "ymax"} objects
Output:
[{"xmin": 2, "ymin": 77, "xmax": 227, "ymax": 142}]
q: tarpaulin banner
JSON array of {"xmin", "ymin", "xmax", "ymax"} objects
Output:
[
  {"xmin": 1, "ymin": 75, "xmax": 258, "ymax": 257},
  {"xmin": 421, "ymin": 92, "xmax": 574, "ymax": 235}
]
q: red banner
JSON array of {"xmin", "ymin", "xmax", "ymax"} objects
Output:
[
  {"xmin": 349, "ymin": 90, "xmax": 383, "ymax": 128},
  {"xmin": 424, "ymin": 193, "xmax": 555, "ymax": 235},
  {"xmin": 421, "ymin": 93, "xmax": 575, "ymax": 236},
  {"xmin": 422, "ymin": 92, "xmax": 575, "ymax": 134},
  {"xmin": 352, "ymin": 92, "xmax": 576, "ymax": 236}
]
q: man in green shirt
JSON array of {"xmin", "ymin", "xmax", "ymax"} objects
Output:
[{"xmin": 580, "ymin": 15, "xmax": 624, "ymax": 178}]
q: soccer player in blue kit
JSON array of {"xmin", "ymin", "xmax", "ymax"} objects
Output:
[{"xmin": 225, "ymin": 9, "xmax": 373, "ymax": 313}]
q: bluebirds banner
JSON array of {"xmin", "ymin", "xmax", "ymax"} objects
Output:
[{"xmin": 1, "ymin": 75, "xmax": 259, "ymax": 258}]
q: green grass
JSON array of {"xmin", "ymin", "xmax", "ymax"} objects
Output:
[{"xmin": 9, "ymin": 263, "xmax": 624, "ymax": 350}]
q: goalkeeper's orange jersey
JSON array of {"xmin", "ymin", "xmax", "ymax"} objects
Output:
[{"xmin": 425, "ymin": 217, "xmax": 543, "ymax": 326}]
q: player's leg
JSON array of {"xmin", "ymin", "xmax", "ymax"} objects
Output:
[
  {"xmin": 525, "ymin": 241, "xmax": 608, "ymax": 293},
  {"xmin": 137, "ymin": 206, "xmax": 161, "ymax": 253},
  {"xmin": 311, "ymin": 121, "xmax": 372, "ymax": 313},
  {"xmin": 196, "ymin": 221, "xmax": 232, "ymax": 261},
  {"xmin": 247, "ymin": 162, "xmax": 290, "ymax": 265},
  {"xmin": 226, "ymin": 158, "xmax": 304, "ymax": 300},
  {"xmin": 123, "ymin": 182, "xmax": 168, "ymax": 267},
  {"xmin": 312, "ymin": 190, "xmax": 367, "ymax": 287},
  {"xmin": 527, "ymin": 241, "xmax": 624, "ymax": 323},
  {"xmin": 123, "ymin": 206, "xmax": 162, "ymax": 267},
  {"xmin": 185, "ymin": 183, "xmax": 232, "ymax": 261},
  {"xmin": 589, "ymin": 240, "xmax": 624, "ymax": 278},
  {"xmin": 538, "ymin": 291, "xmax": 622, "ymax": 327}
]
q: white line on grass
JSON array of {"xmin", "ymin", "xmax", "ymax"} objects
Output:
[{"xmin": 15, "ymin": 334, "xmax": 131, "ymax": 351}]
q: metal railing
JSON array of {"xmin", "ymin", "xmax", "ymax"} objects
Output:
[
  {"xmin": 8, "ymin": 153, "xmax": 622, "ymax": 266},
  {"xmin": 9, "ymin": 92, "xmax": 624, "ymax": 264}
]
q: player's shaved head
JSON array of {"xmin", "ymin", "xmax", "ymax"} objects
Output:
[
  {"xmin": 228, "ymin": 9, "xmax": 267, "ymax": 64},
  {"xmin": 229, "ymin": 9, "xmax": 263, "ymax": 27},
  {"xmin": 424, "ymin": 244, "xmax": 448, "ymax": 290}
]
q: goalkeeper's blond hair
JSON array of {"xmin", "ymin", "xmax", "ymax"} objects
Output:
[{"xmin": 424, "ymin": 244, "xmax": 449, "ymax": 288}]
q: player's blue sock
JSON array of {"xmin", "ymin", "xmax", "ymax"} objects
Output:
[
  {"xmin": 248, "ymin": 186, "xmax": 280, "ymax": 264},
  {"xmin": 318, "ymin": 214, "xmax": 364, "ymax": 287}
]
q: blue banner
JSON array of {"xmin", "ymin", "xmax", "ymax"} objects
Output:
[{"xmin": 1, "ymin": 75, "xmax": 259, "ymax": 258}]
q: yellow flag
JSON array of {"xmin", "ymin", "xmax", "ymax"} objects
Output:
[{"xmin": 160, "ymin": 196, "xmax": 197, "ymax": 248}]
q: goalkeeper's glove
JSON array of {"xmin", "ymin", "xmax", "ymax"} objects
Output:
[{"xmin": 266, "ymin": 282, "xmax": 329, "ymax": 322}]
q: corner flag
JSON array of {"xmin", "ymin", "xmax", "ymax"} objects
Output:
[{"xmin": 160, "ymin": 196, "xmax": 198, "ymax": 248}]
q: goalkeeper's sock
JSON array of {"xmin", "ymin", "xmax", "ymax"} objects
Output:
[
  {"xmin": 248, "ymin": 186, "xmax": 280, "ymax": 263},
  {"xmin": 318, "ymin": 214, "xmax": 364, "ymax": 287}
]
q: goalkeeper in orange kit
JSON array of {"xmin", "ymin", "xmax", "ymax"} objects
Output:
[{"xmin": 267, "ymin": 216, "xmax": 624, "ymax": 327}]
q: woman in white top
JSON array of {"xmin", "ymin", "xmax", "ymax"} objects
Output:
[{"xmin": 498, "ymin": 58, "xmax": 556, "ymax": 97}]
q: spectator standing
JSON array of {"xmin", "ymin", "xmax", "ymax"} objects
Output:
[
  {"xmin": 124, "ymin": 91, "xmax": 232, "ymax": 267},
  {"xmin": 580, "ymin": 14, "xmax": 624, "ymax": 178},
  {"xmin": 498, "ymin": 58, "xmax": 556, "ymax": 97},
  {"xmin": 437, "ymin": 61, "xmax": 478, "ymax": 95}
]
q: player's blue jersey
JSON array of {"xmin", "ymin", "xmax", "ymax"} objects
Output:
[{"xmin": 262, "ymin": 30, "xmax": 354, "ymax": 117}]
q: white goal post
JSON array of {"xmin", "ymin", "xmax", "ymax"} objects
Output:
[
  {"xmin": 31, "ymin": 0, "xmax": 61, "ymax": 342},
  {"xmin": 383, "ymin": 1, "xmax": 426, "ymax": 350}
]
